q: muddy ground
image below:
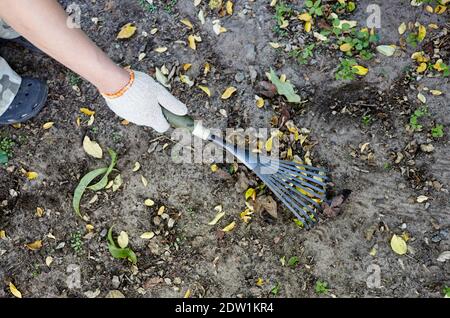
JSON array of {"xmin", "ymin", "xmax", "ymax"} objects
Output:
[{"xmin": 0, "ymin": 0, "xmax": 449, "ymax": 298}]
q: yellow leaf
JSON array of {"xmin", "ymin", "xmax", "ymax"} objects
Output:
[
  {"xmin": 141, "ymin": 176, "xmax": 148, "ymax": 187},
  {"xmin": 435, "ymin": 5, "xmax": 447, "ymax": 14},
  {"xmin": 240, "ymin": 209, "xmax": 253, "ymax": 223},
  {"xmin": 180, "ymin": 19, "xmax": 193, "ymax": 29},
  {"xmin": 188, "ymin": 35, "xmax": 198, "ymax": 50},
  {"xmin": 182, "ymin": 63, "xmax": 192, "ymax": 71},
  {"xmin": 411, "ymin": 51, "xmax": 429, "ymax": 63},
  {"xmin": 425, "ymin": 5, "xmax": 434, "ymax": 13},
  {"xmin": 204, "ymin": 63, "xmax": 211, "ymax": 75},
  {"xmin": 256, "ymin": 97, "xmax": 265, "ymax": 108},
  {"xmin": 209, "ymin": 0, "xmax": 223, "ymax": 10},
  {"xmin": 269, "ymin": 42, "xmax": 282, "ymax": 49},
  {"xmin": 117, "ymin": 231, "xmax": 129, "ymax": 249},
  {"xmin": 390, "ymin": 234, "xmax": 407, "ymax": 255},
  {"xmin": 221, "ymin": 87, "xmax": 237, "ymax": 99},
  {"xmin": 226, "ymin": 1, "xmax": 233, "ymax": 15},
  {"xmin": 416, "ymin": 62, "xmax": 427, "ymax": 73},
  {"xmin": 144, "ymin": 199, "xmax": 155, "ymax": 207},
  {"xmin": 222, "ymin": 221, "xmax": 236, "ymax": 232},
  {"xmin": 265, "ymin": 137, "xmax": 273, "ymax": 152},
  {"xmin": 26, "ymin": 240, "xmax": 43, "ymax": 251},
  {"xmin": 430, "ymin": 90, "xmax": 442, "ymax": 96},
  {"xmin": 417, "ymin": 24, "xmax": 426, "ymax": 42},
  {"xmin": 433, "ymin": 59, "xmax": 445, "ymax": 71},
  {"xmin": 158, "ymin": 206, "xmax": 165, "ymax": 216},
  {"xmin": 256, "ymin": 278, "xmax": 264, "ymax": 287},
  {"xmin": 353, "ymin": 65, "xmax": 369, "ymax": 76},
  {"xmin": 245, "ymin": 188, "xmax": 256, "ymax": 201},
  {"xmin": 86, "ymin": 224, "xmax": 94, "ymax": 232},
  {"xmin": 141, "ymin": 232, "xmax": 155, "ymax": 239},
  {"xmin": 154, "ymin": 47, "xmax": 168, "ymax": 53},
  {"xmin": 9, "ymin": 282, "xmax": 22, "ymax": 298},
  {"xmin": 132, "ymin": 162, "xmax": 141, "ymax": 172},
  {"xmin": 208, "ymin": 211, "xmax": 226, "ymax": 225},
  {"xmin": 26, "ymin": 171, "xmax": 39, "ymax": 180},
  {"xmin": 12, "ymin": 123, "xmax": 21, "ymax": 129},
  {"xmin": 45, "ymin": 256, "xmax": 54, "ymax": 267},
  {"xmin": 150, "ymin": 28, "xmax": 158, "ymax": 35},
  {"xmin": 398, "ymin": 22, "xmax": 407, "ymax": 35},
  {"xmin": 198, "ymin": 85, "xmax": 211, "ymax": 97},
  {"xmin": 428, "ymin": 23, "xmax": 438, "ymax": 29},
  {"xmin": 304, "ymin": 21, "xmax": 312, "ymax": 33},
  {"xmin": 210, "ymin": 164, "xmax": 219, "ymax": 172},
  {"xmin": 121, "ymin": 119, "xmax": 130, "ymax": 126},
  {"xmin": 340, "ymin": 43, "xmax": 353, "ymax": 52},
  {"xmin": 36, "ymin": 207, "xmax": 45, "ymax": 218},
  {"xmin": 0, "ymin": 230, "xmax": 5, "ymax": 239},
  {"xmin": 369, "ymin": 246, "xmax": 377, "ymax": 256},
  {"xmin": 298, "ymin": 12, "xmax": 312, "ymax": 22},
  {"xmin": 42, "ymin": 122, "xmax": 54, "ymax": 130},
  {"xmin": 184, "ymin": 289, "xmax": 191, "ymax": 298},
  {"xmin": 80, "ymin": 108, "xmax": 95, "ymax": 116},
  {"xmin": 417, "ymin": 93, "xmax": 426, "ymax": 104},
  {"xmin": 83, "ymin": 136, "xmax": 103, "ymax": 159},
  {"xmin": 117, "ymin": 23, "xmax": 137, "ymax": 39},
  {"xmin": 280, "ymin": 19, "xmax": 289, "ymax": 29}
]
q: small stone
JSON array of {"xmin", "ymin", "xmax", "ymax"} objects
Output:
[
  {"xmin": 106, "ymin": 290, "xmax": 125, "ymax": 298},
  {"xmin": 9, "ymin": 189, "xmax": 18, "ymax": 198},
  {"xmin": 235, "ymin": 72, "xmax": 245, "ymax": 83},
  {"xmin": 112, "ymin": 276, "xmax": 120, "ymax": 289},
  {"xmin": 173, "ymin": 277, "xmax": 182, "ymax": 285},
  {"xmin": 420, "ymin": 144, "xmax": 435, "ymax": 153},
  {"xmin": 164, "ymin": 278, "xmax": 172, "ymax": 285}
]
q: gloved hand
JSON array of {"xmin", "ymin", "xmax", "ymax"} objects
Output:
[{"xmin": 103, "ymin": 70, "xmax": 188, "ymax": 133}]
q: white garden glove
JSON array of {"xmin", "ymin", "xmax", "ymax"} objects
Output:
[{"xmin": 103, "ymin": 70, "xmax": 188, "ymax": 133}]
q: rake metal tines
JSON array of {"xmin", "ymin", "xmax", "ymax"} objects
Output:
[
  {"xmin": 255, "ymin": 158, "xmax": 329, "ymax": 229},
  {"xmin": 209, "ymin": 135, "xmax": 329, "ymax": 229}
]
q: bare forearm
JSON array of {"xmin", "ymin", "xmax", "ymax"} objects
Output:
[{"xmin": 0, "ymin": 0, "xmax": 128, "ymax": 93}]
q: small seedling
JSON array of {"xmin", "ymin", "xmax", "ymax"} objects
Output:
[
  {"xmin": 431, "ymin": 124, "xmax": 444, "ymax": 138},
  {"xmin": 409, "ymin": 106, "xmax": 428, "ymax": 131},
  {"xmin": 315, "ymin": 280, "xmax": 329, "ymax": 295},
  {"xmin": 288, "ymin": 256, "xmax": 300, "ymax": 267},
  {"xmin": 0, "ymin": 137, "xmax": 15, "ymax": 164},
  {"xmin": 67, "ymin": 72, "xmax": 82, "ymax": 87},
  {"xmin": 443, "ymin": 286, "xmax": 450, "ymax": 298},
  {"xmin": 305, "ymin": 0, "xmax": 323, "ymax": 17},
  {"xmin": 289, "ymin": 44, "xmax": 315, "ymax": 64},
  {"xmin": 361, "ymin": 115, "xmax": 372, "ymax": 126},
  {"xmin": 137, "ymin": 0, "xmax": 157, "ymax": 12},
  {"xmin": 70, "ymin": 231, "xmax": 83, "ymax": 254},
  {"xmin": 335, "ymin": 58, "xmax": 358, "ymax": 80},
  {"xmin": 270, "ymin": 283, "xmax": 281, "ymax": 296},
  {"xmin": 164, "ymin": 0, "xmax": 178, "ymax": 13}
]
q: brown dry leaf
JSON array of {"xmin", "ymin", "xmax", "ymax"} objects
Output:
[
  {"xmin": 255, "ymin": 195, "xmax": 278, "ymax": 219},
  {"xmin": 221, "ymin": 87, "xmax": 237, "ymax": 99},
  {"xmin": 26, "ymin": 240, "xmax": 43, "ymax": 251},
  {"xmin": 117, "ymin": 23, "xmax": 137, "ymax": 39}
]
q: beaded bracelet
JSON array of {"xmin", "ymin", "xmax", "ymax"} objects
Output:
[{"xmin": 101, "ymin": 69, "xmax": 135, "ymax": 99}]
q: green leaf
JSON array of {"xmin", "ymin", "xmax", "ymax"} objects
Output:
[
  {"xmin": 288, "ymin": 256, "xmax": 300, "ymax": 267},
  {"xmin": 267, "ymin": 68, "xmax": 301, "ymax": 103},
  {"xmin": 73, "ymin": 167, "xmax": 108, "ymax": 217},
  {"xmin": 88, "ymin": 149, "xmax": 118, "ymax": 191},
  {"xmin": 107, "ymin": 226, "xmax": 137, "ymax": 264},
  {"xmin": 0, "ymin": 150, "xmax": 8, "ymax": 164}
]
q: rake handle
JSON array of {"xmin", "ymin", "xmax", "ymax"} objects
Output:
[{"xmin": 162, "ymin": 108, "xmax": 195, "ymax": 133}]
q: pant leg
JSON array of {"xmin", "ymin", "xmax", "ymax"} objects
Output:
[
  {"xmin": 0, "ymin": 18, "xmax": 20, "ymax": 40},
  {"xmin": 0, "ymin": 57, "xmax": 22, "ymax": 116}
]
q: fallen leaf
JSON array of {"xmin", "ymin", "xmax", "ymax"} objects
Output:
[
  {"xmin": 255, "ymin": 195, "xmax": 278, "ymax": 219},
  {"xmin": 184, "ymin": 289, "xmax": 191, "ymax": 298},
  {"xmin": 390, "ymin": 234, "xmax": 407, "ymax": 255},
  {"xmin": 9, "ymin": 282, "xmax": 22, "ymax": 298},
  {"xmin": 83, "ymin": 136, "xmax": 103, "ymax": 159},
  {"xmin": 43, "ymin": 122, "xmax": 54, "ymax": 130},
  {"xmin": 198, "ymin": 85, "xmax": 211, "ymax": 97},
  {"xmin": 0, "ymin": 230, "xmax": 5, "ymax": 239},
  {"xmin": 45, "ymin": 256, "xmax": 53, "ymax": 267},
  {"xmin": 221, "ymin": 87, "xmax": 237, "ymax": 99},
  {"xmin": 267, "ymin": 69, "xmax": 301, "ymax": 103},
  {"xmin": 430, "ymin": 90, "xmax": 442, "ymax": 96},
  {"xmin": 141, "ymin": 232, "xmax": 155, "ymax": 239},
  {"xmin": 222, "ymin": 221, "xmax": 236, "ymax": 232},
  {"xmin": 141, "ymin": 176, "xmax": 148, "ymax": 187},
  {"xmin": 417, "ymin": 92, "xmax": 427, "ymax": 104},
  {"xmin": 26, "ymin": 240, "xmax": 43, "ymax": 251},
  {"xmin": 117, "ymin": 231, "xmax": 129, "ymax": 249},
  {"xmin": 416, "ymin": 195, "xmax": 429, "ymax": 203},
  {"xmin": 340, "ymin": 43, "xmax": 353, "ymax": 52},
  {"xmin": 416, "ymin": 62, "xmax": 427, "ymax": 73},
  {"xmin": 154, "ymin": 47, "xmax": 168, "ymax": 53},
  {"xmin": 210, "ymin": 164, "xmax": 219, "ymax": 172},
  {"xmin": 437, "ymin": 251, "xmax": 450, "ymax": 262},
  {"xmin": 145, "ymin": 199, "xmax": 155, "ymax": 207},
  {"xmin": 376, "ymin": 45, "xmax": 396, "ymax": 56},
  {"xmin": 298, "ymin": 12, "xmax": 312, "ymax": 22},
  {"xmin": 180, "ymin": 19, "xmax": 193, "ymax": 29},
  {"xmin": 353, "ymin": 65, "xmax": 369, "ymax": 76},
  {"xmin": 112, "ymin": 174, "xmax": 122, "ymax": 192},
  {"xmin": 256, "ymin": 278, "xmax": 264, "ymax": 287},
  {"xmin": 245, "ymin": 188, "xmax": 256, "ymax": 200},
  {"xmin": 132, "ymin": 162, "xmax": 141, "ymax": 172},
  {"xmin": 240, "ymin": 209, "xmax": 253, "ymax": 223},
  {"xmin": 36, "ymin": 207, "xmax": 45, "ymax": 218},
  {"xmin": 117, "ymin": 23, "xmax": 137, "ymax": 39},
  {"xmin": 417, "ymin": 24, "xmax": 426, "ymax": 42},
  {"xmin": 398, "ymin": 22, "xmax": 407, "ymax": 35},
  {"xmin": 226, "ymin": 1, "xmax": 233, "ymax": 15},
  {"xmin": 209, "ymin": 208, "xmax": 226, "ymax": 225},
  {"xmin": 256, "ymin": 96, "xmax": 265, "ymax": 108},
  {"xmin": 26, "ymin": 171, "xmax": 39, "ymax": 180}
]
